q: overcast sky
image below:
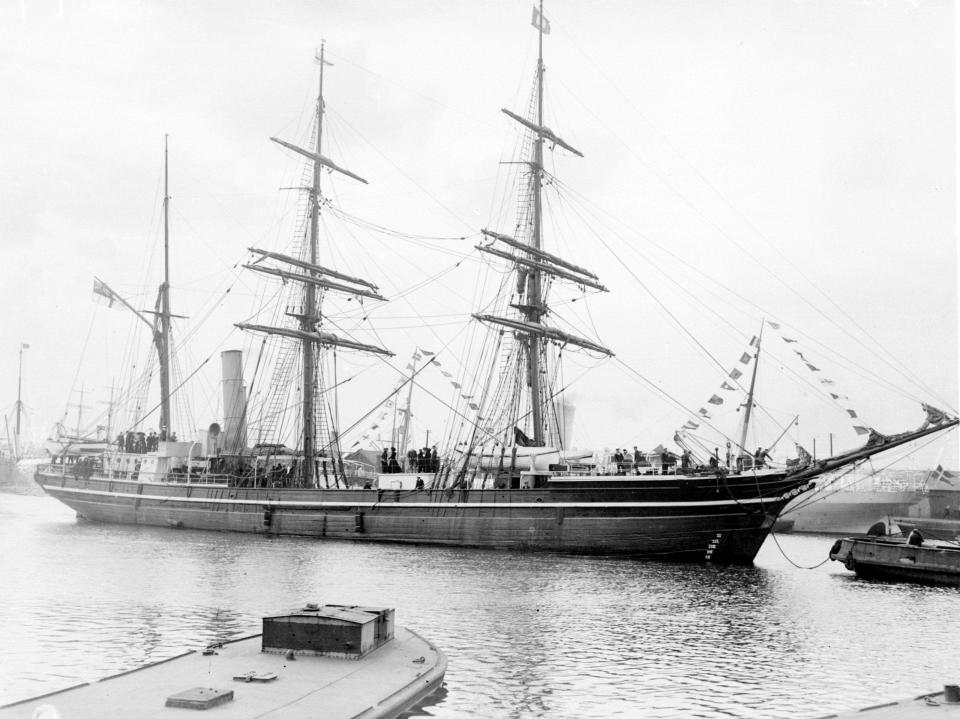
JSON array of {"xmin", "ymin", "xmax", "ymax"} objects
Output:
[{"xmin": 1, "ymin": 0, "xmax": 955, "ymax": 467}]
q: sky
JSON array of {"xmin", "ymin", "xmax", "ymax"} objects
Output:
[{"xmin": 0, "ymin": 0, "xmax": 956, "ymax": 467}]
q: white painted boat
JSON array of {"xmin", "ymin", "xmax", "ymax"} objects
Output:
[{"xmin": 0, "ymin": 604, "xmax": 446, "ymax": 719}]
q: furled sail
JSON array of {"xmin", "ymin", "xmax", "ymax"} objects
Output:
[
  {"xmin": 476, "ymin": 244, "xmax": 608, "ymax": 292},
  {"xmin": 243, "ymin": 263, "xmax": 386, "ymax": 302},
  {"xmin": 248, "ymin": 247, "xmax": 380, "ymax": 291},
  {"xmin": 480, "ymin": 229, "xmax": 599, "ymax": 280},
  {"xmin": 236, "ymin": 323, "xmax": 394, "ymax": 357},
  {"xmin": 472, "ymin": 313, "xmax": 613, "ymax": 356}
]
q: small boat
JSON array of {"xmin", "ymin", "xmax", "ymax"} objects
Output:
[
  {"xmin": 0, "ymin": 603, "xmax": 446, "ymax": 719},
  {"xmin": 896, "ymin": 518, "xmax": 960, "ymax": 542},
  {"xmin": 829, "ymin": 531, "xmax": 960, "ymax": 587},
  {"xmin": 812, "ymin": 684, "xmax": 960, "ymax": 718}
]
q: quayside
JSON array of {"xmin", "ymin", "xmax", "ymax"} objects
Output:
[{"xmin": 34, "ymin": 6, "xmax": 958, "ymax": 566}]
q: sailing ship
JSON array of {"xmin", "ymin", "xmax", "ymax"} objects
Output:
[
  {"xmin": 43, "ymin": 383, "xmax": 115, "ymax": 460},
  {"xmin": 34, "ymin": 7, "xmax": 958, "ymax": 564}
]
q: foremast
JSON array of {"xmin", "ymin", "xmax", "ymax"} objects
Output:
[
  {"xmin": 301, "ymin": 44, "xmax": 326, "ymax": 486},
  {"xmin": 238, "ymin": 45, "xmax": 392, "ymax": 485},
  {"xmin": 474, "ymin": 1, "xmax": 612, "ymax": 448}
]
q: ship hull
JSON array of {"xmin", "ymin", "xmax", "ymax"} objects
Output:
[{"xmin": 34, "ymin": 465, "xmax": 810, "ymax": 564}]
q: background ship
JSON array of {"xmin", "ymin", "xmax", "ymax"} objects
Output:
[{"xmin": 779, "ymin": 468, "xmax": 930, "ymax": 535}]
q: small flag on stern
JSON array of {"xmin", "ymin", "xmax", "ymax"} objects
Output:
[
  {"xmin": 21, "ymin": 343, "xmax": 30, "ymax": 349},
  {"xmin": 930, "ymin": 465, "xmax": 957, "ymax": 486},
  {"xmin": 531, "ymin": 5, "xmax": 551, "ymax": 33}
]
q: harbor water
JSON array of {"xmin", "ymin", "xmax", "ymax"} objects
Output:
[{"xmin": 1, "ymin": 468, "xmax": 956, "ymax": 718}]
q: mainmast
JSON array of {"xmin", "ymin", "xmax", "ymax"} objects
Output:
[
  {"xmin": 299, "ymin": 44, "xmax": 327, "ymax": 485},
  {"xmin": 240, "ymin": 47, "xmax": 392, "ymax": 485},
  {"xmin": 156, "ymin": 135, "xmax": 173, "ymax": 440}
]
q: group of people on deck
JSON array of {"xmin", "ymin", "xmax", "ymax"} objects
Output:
[
  {"xmin": 612, "ymin": 443, "xmax": 773, "ymax": 475},
  {"xmin": 380, "ymin": 446, "xmax": 439, "ymax": 474},
  {"xmin": 115, "ymin": 429, "xmax": 177, "ymax": 454},
  {"xmin": 611, "ymin": 447, "xmax": 685, "ymax": 475}
]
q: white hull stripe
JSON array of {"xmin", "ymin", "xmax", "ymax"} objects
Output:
[{"xmin": 41, "ymin": 484, "xmax": 798, "ymax": 509}]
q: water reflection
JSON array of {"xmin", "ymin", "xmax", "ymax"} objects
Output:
[{"xmin": 1, "ymin": 488, "xmax": 956, "ymax": 718}]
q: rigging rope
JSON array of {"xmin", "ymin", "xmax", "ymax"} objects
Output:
[{"xmin": 326, "ymin": 205, "xmax": 472, "ymax": 242}]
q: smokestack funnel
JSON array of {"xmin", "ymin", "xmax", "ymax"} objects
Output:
[{"xmin": 221, "ymin": 350, "xmax": 247, "ymax": 453}]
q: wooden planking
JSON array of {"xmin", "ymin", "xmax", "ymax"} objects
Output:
[{"xmin": 45, "ymin": 480, "xmax": 783, "ymax": 560}]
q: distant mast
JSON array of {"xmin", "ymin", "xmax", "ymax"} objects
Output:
[{"xmin": 14, "ymin": 342, "xmax": 27, "ymax": 460}]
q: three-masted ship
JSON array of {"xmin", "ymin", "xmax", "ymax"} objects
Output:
[{"xmin": 34, "ymin": 10, "xmax": 957, "ymax": 564}]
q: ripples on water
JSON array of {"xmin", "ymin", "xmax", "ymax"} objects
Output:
[{"xmin": 0, "ymin": 468, "xmax": 956, "ymax": 718}]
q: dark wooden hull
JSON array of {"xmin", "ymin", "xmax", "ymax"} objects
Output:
[{"xmin": 34, "ymin": 465, "xmax": 812, "ymax": 564}]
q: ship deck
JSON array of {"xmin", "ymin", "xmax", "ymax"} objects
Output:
[{"xmin": 0, "ymin": 627, "xmax": 446, "ymax": 719}]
